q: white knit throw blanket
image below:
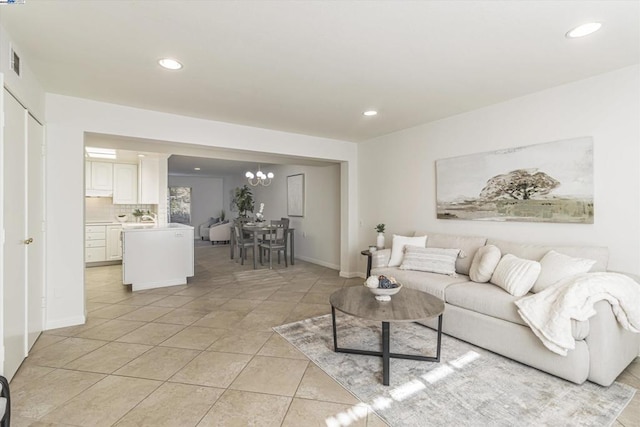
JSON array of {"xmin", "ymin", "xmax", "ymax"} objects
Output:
[{"xmin": 515, "ymin": 272, "xmax": 640, "ymax": 356}]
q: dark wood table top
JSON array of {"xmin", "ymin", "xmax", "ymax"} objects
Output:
[{"xmin": 330, "ymin": 286, "xmax": 444, "ymax": 323}]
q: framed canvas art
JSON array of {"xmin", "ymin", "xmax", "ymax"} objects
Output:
[
  {"xmin": 436, "ymin": 137, "xmax": 594, "ymax": 224},
  {"xmin": 287, "ymin": 174, "xmax": 305, "ymax": 217}
]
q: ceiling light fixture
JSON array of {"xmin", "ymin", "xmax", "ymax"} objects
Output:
[
  {"xmin": 363, "ymin": 110, "xmax": 378, "ymax": 116},
  {"xmin": 137, "ymin": 154, "xmax": 145, "ymax": 158},
  {"xmin": 245, "ymin": 165, "xmax": 274, "ymax": 186},
  {"xmin": 566, "ymin": 22, "xmax": 602, "ymax": 38},
  {"xmin": 85, "ymin": 146, "xmax": 116, "ymax": 159},
  {"xmin": 194, "ymin": 167, "xmax": 201, "ymax": 171},
  {"xmin": 158, "ymin": 58, "xmax": 183, "ymax": 70}
]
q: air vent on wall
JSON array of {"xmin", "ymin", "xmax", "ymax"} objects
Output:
[{"xmin": 10, "ymin": 46, "xmax": 20, "ymax": 77}]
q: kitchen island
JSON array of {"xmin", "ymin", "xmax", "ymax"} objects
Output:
[{"xmin": 122, "ymin": 223, "xmax": 194, "ymax": 291}]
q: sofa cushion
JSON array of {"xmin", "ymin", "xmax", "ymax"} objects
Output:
[
  {"xmin": 486, "ymin": 238, "xmax": 608, "ymax": 272},
  {"xmin": 490, "ymin": 254, "xmax": 541, "ymax": 296},
  {"xmin": 388, "ymin": 235, "xmax": 427, "ymax": 267},
  {"xmin": 399, "ymin": 246, "xmax": 460, "ymax": 276},
  {"xmin": 469, "ymin": 245, "xmax": 502, "ymax": 283},
  {"xmin": 532, "ymin": 250, "xmax": 596, "ymax": 293},
  {"xmin": 445, "ymin": 281, "xmax": 589, "ymax": 340},
  {"xmin": 371, "ymin": 267, "xmax": 468, "ymax": 300},
  {"xmin": 414, "ymin": 231, "xmax": 487, "ymax": 275},
  {"xmin": 446, "ymin": 281, "xmax": 527, "ymax": 326}
]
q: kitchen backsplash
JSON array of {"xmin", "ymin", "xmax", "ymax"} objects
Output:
[{"xmin": 85, "ymin": 197, "xmax": 158, "ymax": 222}]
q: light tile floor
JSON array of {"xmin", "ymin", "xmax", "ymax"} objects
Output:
[{"xmin": 9, "ymin": 245, "xmax": 640, "ymax": 426}]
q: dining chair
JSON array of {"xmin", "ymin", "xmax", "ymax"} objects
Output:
[
  {"xmin": 234, "ymin": 220, "xmax": 255, "ymax": 265},
  {"xmin": 259, "ymin": 220, "xmax": 288, "ymax": 269}
]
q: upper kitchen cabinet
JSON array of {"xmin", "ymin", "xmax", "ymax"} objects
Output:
[
  {"xmin": 85, "ymin": 161, "xmax": 114, "ymax": 196},
  {"xmin": 113, "ymin": 163, "xmax": 138, "ymax": 204},
  {"xmin": 138, "ymin": 157, "xmax": 160, "ymax": 204}
]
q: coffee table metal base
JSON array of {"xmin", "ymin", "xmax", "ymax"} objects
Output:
[{"xmin": 331, "ymin": 307, "xmax": 442, "ymax": 386}]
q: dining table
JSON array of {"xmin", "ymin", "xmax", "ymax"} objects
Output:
[{"xmin": 229, "ymin": 223, "xmax": 295, "ymax": 269}]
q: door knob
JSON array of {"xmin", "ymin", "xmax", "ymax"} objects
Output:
[{"xmin": 24, "ymin": 237, "xmax": 33, "ymax": 245}]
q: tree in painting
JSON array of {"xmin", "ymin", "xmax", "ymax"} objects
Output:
[{"xmin": 479, "ymin": 169, "xmax": 560, "ymax": 201}]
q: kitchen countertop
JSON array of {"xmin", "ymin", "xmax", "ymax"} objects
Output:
[
  {"xmin": 121, "ymin": 223, "xmax": 193, "ymax": 232},
  {"xmin": 86, "ymin": 221, "xmax": 125, "ymax": 226}
]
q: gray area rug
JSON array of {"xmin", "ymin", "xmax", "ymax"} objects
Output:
[{"xmin": 274, "ymin": 314, "xmax": 636, "ymax": 427}]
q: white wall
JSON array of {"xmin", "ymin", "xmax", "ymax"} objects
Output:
[
  {"xmin": 0, "ymin": 26, "xmax": 45, "ymax": 120},
  {"xmin": 246, "ymin": 164, "xmax": 341, "ymax": 269},
  {"xmin": 168, "ymin": 175, "xmax": 225, "ymax": 236},
  {"xmin": 358, "ymin": 65, "xmax": 640, "ymax": 275},
  {"xmin": 44, "ymin": 94, "xmax": 359, "ymax": 329}
]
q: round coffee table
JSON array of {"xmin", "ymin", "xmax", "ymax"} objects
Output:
[{"xmin": 330, "ymin": 286, "xmax": 445, "ymax": 386}]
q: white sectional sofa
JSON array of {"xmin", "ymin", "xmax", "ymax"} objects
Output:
[{"xmin": 370, "ymin": 231, "xmax": 640, "ymax": 386}]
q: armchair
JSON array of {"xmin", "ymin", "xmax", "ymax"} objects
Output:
[
  {"xmin": 198, "ymin": 217, "xmax": 220, "ymax": 240},
  {"xmin": 209, "ymin": 220, "xmax": 231, "ymax": 244}
]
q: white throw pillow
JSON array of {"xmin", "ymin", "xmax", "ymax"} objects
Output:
[
  {"xmin": 399, "ymin": 246, "xmax": 460, "ymax": 276},
  {"xmin": 388, "ymin": 235, "xmax": 427, "ymax": 267},
  {"xmin": 490, "ymin": 254, "xmax": 541, "ymax": 296},
  {"xmin": 469, "ymin": 245, "xmax": 502, "ymax": 283},
  {"xmin": 532, "ymin": 250, "xmax": 596, "ymax": 293}
]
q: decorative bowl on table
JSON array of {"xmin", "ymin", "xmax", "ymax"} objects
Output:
[
  {"xmin": 364, "ymin": 275, "xmax": 402, "ymax": 302},
  {"xmin": 116, "ymin": 215, "xmax": 128, "ymax": 223}
]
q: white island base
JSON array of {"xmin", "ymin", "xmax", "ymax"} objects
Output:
[{"xmin": 122, "ymin": 223, "xmax": 194, "ymax": 291}]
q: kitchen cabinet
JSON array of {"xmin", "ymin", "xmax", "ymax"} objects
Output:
[
  {"xmin": 85, "ymin": 225, "xmax": 107, "ymax": 262},
  {"xmin": 138, "ymin": 157, "xmax": 160, "ymax": 204},
  {"xmin": 106, "ymin": 225, "xmax": 123, "ymax": 260},
  {"xmin": 113, "ymin": 163, "xmax": 138, "ymax": 204},
  {"xmin": 85, "ymin": 161, "xmax": 113, "ymax": 196}
]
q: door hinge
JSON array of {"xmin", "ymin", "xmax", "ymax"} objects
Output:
[
  {"xmin": 1, "ymin": 229, "xmax": 4, "ymax": 244},
  {"xmin": 41, "ymin": 220, "xmax": 46, "ymax": 232},
  {"xmin": 41, "ymin": 296, "xmax": 46, "ymax": 308},
  {"xmin": 41, "ymin": 143, "xmax": 46, "ymax": 157}
]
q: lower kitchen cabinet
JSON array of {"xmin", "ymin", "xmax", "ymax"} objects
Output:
[
  {"xmin": 106, "ymin": 225, "xmax": 123, "ymax": 260},
  {"xmin": 86, "ymin": 223, "xmax": 123, "ymax": 264}
]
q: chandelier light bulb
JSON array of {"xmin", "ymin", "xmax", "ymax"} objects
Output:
[{"xmin": 245, "ymin": 166, "xmax": 274, "ymax": 186}]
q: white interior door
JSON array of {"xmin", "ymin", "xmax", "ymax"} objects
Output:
[
  {"xmin": 2, "ymin": 89, "xmax": 28, "ymax": 380},
  {"xmin": 27, "ymin": 114, "xmax": 45, "ymax": 350}
]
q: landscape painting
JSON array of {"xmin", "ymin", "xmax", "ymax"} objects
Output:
[{"xmin": 436, "ymin": 137, "xmax": 594, "ymax": 224}]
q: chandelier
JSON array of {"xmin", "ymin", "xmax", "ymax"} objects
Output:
[{"xmin": 245, "ymin": 165, "xmax": 274, "ymax": 186}]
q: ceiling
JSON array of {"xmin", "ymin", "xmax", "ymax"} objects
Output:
[{"xmin": 0, "ymin": 1, "xmax": 638, "ymax": 142}]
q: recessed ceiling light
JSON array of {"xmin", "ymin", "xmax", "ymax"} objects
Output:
[
  {"xmin": 194, "ymin": 167, "xmax": 201, "ymax": 171},
  {"xmin": 158, "ymin": 58, "xmax": 183, "ymax": 70},
  {"xmin": 363, "ymin": 110, "xmax": 378, "ymax": 117},
  {"xmin": 137, "ymin": 154, "xmax": 145, "ymax": 158},
  {"xmin": 566, "ymin": 22, "xmax": 602, "ymax": 38}
]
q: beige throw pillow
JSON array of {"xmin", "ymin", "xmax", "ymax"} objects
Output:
[
  {"xmin": 388, "ymin": 235, "xmax": 427, "ymax": 267},
  {"xmin": 469, "ymin": 245, "xmax": 502, "ymax": 283},
  {"xmin": 399, "ymin": 246, "xmax": 460, "ymax": 276},
  {"xmin": 490, "ymin": 254, "xmax": 541, "ymax": 296},
  {"xmin": 532, "ymin": 250, "xmax": 596, "ymax": 293}
]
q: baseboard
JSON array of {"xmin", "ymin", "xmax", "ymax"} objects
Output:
[
  {"xmin": 45, "ymin": 314, "xmax": 86, "ymax": 331},
  {"xmin": 295, "ymin": 255, "xmax": 340, "ymax": 271},
  {"xmin": 339, "ymin": 271, "xmax": 366, "ymax": 279}
]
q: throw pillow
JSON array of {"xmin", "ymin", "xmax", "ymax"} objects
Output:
[
  {"xmin": 490, "ymin": 254, "xmax": 541, "ymax": 297},
  {"xmin": 399, "ymin": 246, "xmax": 460, "ymax": 276},
  {"xmin": 532, "ymin": 250, "xmax": 596, "ymax": 293},
  {"xmin": 388, "ymin": 235, "xmax": 428, "ymax": 267},
  {"xmin": 469, "ymin": 245, "xmax": 502, "ymax": 283}
]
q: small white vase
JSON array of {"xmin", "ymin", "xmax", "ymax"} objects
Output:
[{"xmin": 376, "ymin": 232, "xmax": 385, "ymax": 250}]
